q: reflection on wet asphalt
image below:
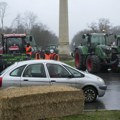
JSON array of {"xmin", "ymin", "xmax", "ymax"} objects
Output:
[{"xmin": 84, "ymin": 72, "xmax": 120, "ymax": 110}]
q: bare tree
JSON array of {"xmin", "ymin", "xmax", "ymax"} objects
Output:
[
  {"xmin": 11, "ymin": 14, "xmax": 22, "ymax": 28},
  {"xmin": 98, "ymin": 18, "xmax": 111, "ymax": 32},
  {"xmin": 30, "ymin": 24, "xmax": 58, "ymax": 49},
  {"xmin": 7, "ymin": 10, "xmax": 58, "ymax": 48},
  {"xmin": 0, "ymin": 1, "xmax": 7, "ymax": 31},
  {"xmin": 88, "ymin": 18, "xmax": 111, "ymax": 33},
  {"xmin": 23, "ymin": 11, "xmax": 38, "ymax": 33},
  {"xmin": 11, "ymin": 14, "xmax": 26, "ymax": 33},
  {"xmin": 88, "ymin": 22, "xmax": 98, "ymax": 32}
]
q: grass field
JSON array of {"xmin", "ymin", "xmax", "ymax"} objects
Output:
[
  {"xmin": 48, "ymin": 110, "xmax": 120, "ymax": 120},
  {"xmin": 61, "ymin": 59, "xmax": 75, "ymax": 67}
]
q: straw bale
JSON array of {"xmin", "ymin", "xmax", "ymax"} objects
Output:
[{"xmin": 0, "ymin": 85, "xmax": 84, "ymax": 120}]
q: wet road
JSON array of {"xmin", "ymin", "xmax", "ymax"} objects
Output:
[{"xmin": 84, "ymin": 72, "xmax": 120, "ymax": 110}]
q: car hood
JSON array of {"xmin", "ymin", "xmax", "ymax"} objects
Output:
[{"xmin": 83, "ymin": 71, "xmax": 106, "ymax": 85}]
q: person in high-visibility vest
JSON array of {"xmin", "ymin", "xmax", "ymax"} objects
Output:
[
  {"xmin": 45, "ymin": 53, "xmax": 51, "ymax": 60},
  {"xmin": 35, "ymin": 52, "xmax": 41, "ymax": 60},
  {"xmin": 44, "ymin": 49, "xmax": 51, "ymax": 60},
  {"xmin": 50, "ymin": 49, "xmax": 60, "ymax": 61},
  {"xmin": 25, "ymin": 43, "xmax": 32, "ymax": 56},
  {"xmin": 40, "ymin": 49, "xmax": 45, "ymax": 59},
  {"xmin": 53, "ymin": 54, "xmax": 60, "ymax": 61}
]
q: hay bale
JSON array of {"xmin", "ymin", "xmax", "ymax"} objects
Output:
[{"xmin": 0, "ymin": 85, "xmax": 84, "ymax": 120}]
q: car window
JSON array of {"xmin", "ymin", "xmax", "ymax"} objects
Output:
[
  {"xmin": 46, "ymin": 63, "xmax": 70, "ymax": 78},
  {"xmin": 23, "ymin": 63, "xmax": 46, "ymax": 78},
  {"xmin": 10, "ymin": 65, "xmax": 26, "ymax": 77},
  {"xmin": 63, "ymin": 65, "xmax": 84, "ymax": 78},
  {"xmin": 0, "ymin": 62, "xmax": 18, "ymax": 75}
]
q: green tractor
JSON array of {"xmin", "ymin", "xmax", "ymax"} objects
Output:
[
  {"xmin": 0, "ymin": 33, "xmax": 38, "ymax": 71},
  {"xmin": 45, "ymin": 44, "xmax": 59, "ymax": 54},
  {"xmin": 74, "ymin": 33, "xmax": 119, "ymax": 73},
  {"xmin": 112, "ymin": 35, "xmax": 120, "ymax": 67},
  {"xmin": 113, "ymin": 35, "xmax": 120, "ymax": 52}
]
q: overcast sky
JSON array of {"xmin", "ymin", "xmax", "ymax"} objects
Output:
[{"xmin": 2, "ymin": 0, "xmax": 120, "ymax": 42}]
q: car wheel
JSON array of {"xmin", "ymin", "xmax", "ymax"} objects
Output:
[{"xmin": 83, "ymin": 86, "xmax": 97, "ymax": 103}]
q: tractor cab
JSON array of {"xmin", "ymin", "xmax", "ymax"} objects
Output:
[
  {"xmin": 114, "ymin": 35, "xmax": 120, "ymax": 47},
  {"xmin": 1, "ymin": 34, "xmax": 37, "ymax": 54},
  {"xmin": 82, "ymin": 33, "xmax": 109, "ymax": 53},
  {"xmin": 82, "ymin": 33, "xmax": 108, "ymax": 46},
  {"xmin": 113, "ymin": 35, "xmax": 120, "ymax": 53}
]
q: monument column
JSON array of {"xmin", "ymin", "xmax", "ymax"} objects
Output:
[{"xmin": 59, "ymin": 0, "xmax": 70, "ymax": 55}]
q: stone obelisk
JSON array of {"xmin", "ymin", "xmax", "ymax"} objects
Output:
[{"xmin": 59, "ymin": 0, "xmax": 70, "ymax": 56}]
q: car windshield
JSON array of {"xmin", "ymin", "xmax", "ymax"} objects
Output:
[
  {"xmin": 0, "ymin": 63, "xmax": 18, "ymax": 75},
  {"xmin": 91, "ymin": 35, "xmax": 106, "ymax": 45},
  {"xmin": 6, "ymin": 37, "xmax": 26, "ymax": 53},
  {"xmin": 7, "ymin": 37, "xmax": 23, "ymax": 47},
  {"xmin": 6, "ymin": 36, "xmax": 36, "ymax": 47}
]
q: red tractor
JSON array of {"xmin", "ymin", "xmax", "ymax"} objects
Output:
[{"xmin": 0, "ymin": 33, "xmax": 38, "ymax": 71}]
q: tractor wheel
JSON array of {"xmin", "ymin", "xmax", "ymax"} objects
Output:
[
  {"xmin": 111, "ymin": 55, "xmax": 119, "ymax": 72},
  {"xmin": 75, "ymin": 49, "xmax": 86, "ymax": 71},
  {"xmin": 86, "ymin": 55, "xmax": 100, "ymax": 73}
]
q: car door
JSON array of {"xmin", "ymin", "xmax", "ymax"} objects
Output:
[
  {"xmin": 63, "ymin": 65, "xmax": 86, "ymax": 88},
  {"xmin": 46, "ymin": 63, "xmax": 85, "ymax": 88},
  {"xmin": 21, "ymin": 63, "xmax": 50, "ymax": 86}
]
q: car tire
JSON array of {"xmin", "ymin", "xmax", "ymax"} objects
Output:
[{"xmin": 83, "ymin": 86, "xmax": 97, "ymax": 103}]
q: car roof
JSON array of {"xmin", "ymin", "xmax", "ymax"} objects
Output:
[
  {"xmin": 1, "ymin": 59, "xmax": 87, "ymax": 77},
  {"xmin": 16, "ymin": 59, "xmax": 85, "ymax": 74},
  {"xmin": 16, "ymin": 60, "xmax": 64, "ymax": 66}
]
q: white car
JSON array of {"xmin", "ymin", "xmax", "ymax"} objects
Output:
[{"xmin": 0, "ymin": 60, "xmax": 107, "ymax": 102}]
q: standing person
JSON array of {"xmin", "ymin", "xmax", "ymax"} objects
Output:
[
  {"xmin": 25, "ymin": 43, "xmax": 32, "ymax": 57},
  {"xmin": 44, "ymin": 49, "xmax": 51, "ymax": 60},
  {"xmin": 50, "ymin": 49, "xmax": 60, "ymax": 61},
  {"xmin": 40, "ymin": 49, "xmax": 45, "ymax": 59}
]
